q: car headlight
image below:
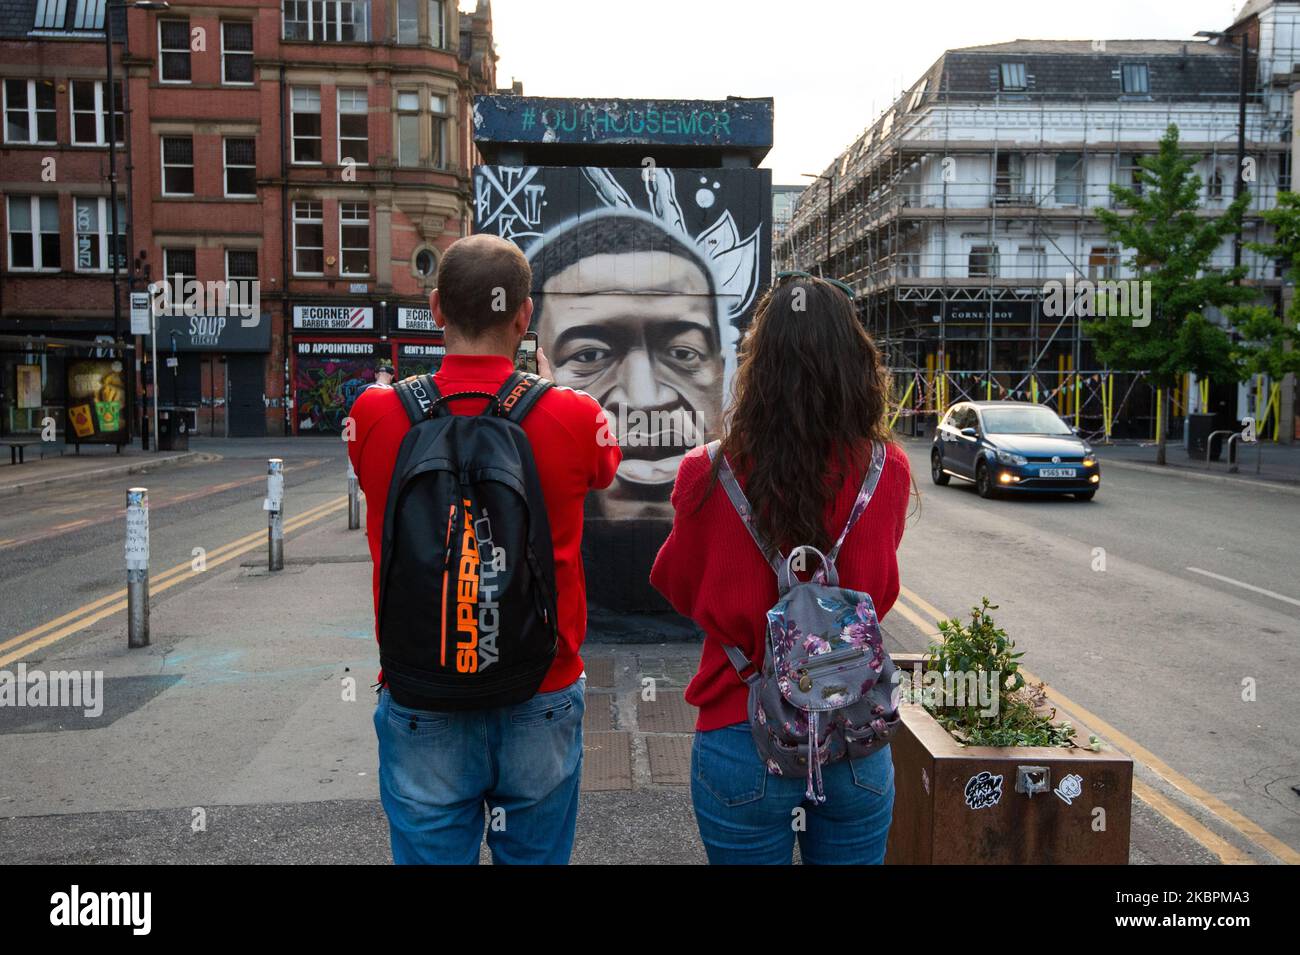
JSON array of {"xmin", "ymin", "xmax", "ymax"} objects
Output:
[
  {"xmin": 996, "ymin": 450, "xmax": 1027, "ymax": 466},
  {"xmin": 1082, "ymin": 456, "xmax": 1097, "ymax": 468}
]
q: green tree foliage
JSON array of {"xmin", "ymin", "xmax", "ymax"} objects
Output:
[
  {"xmin": 1231, "ymin": 192, "xmax": 1300, "ymax": 381},
  {"xmin": 1089, "ymin": 124, "xmax": 1252, "ymax": 462}
]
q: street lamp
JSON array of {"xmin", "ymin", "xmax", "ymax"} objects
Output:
[
  {"xmin": 801, "ymin": 172, "xmax": 833, "ymax": 276},
  {"xmin": 1196, "ymin": 28, "xmax": 1252, "ymax": 272},
  {"xmin": 105, "ymin": 1, "xmax": 169, "ymax": 342}
]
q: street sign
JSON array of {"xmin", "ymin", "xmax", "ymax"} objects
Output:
[{"xmin": 130, "ymin": 292, "xmax": 152, "ymax": 335}]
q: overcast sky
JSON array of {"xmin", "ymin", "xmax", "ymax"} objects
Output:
[{"xmin": 472, "ymin": 0, "xmax": 1248, "ymax": 183}]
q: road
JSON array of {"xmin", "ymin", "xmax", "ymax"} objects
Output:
[{"xmin": 0, "ymin": 435, "xmax": 1295, "ymax": 864}]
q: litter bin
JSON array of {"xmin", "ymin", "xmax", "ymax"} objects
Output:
[
  {"xmin": 1184, "ymin": 413, "xmax": 1219, "ymax": 460},
  {"xmin": 157, "ymin": 407, "xmax": 192, "ymax": 451}
]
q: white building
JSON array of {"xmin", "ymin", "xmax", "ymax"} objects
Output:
[{"xmin": 778, "ymin": 0, "xmax": 1299, "ymax": 441}]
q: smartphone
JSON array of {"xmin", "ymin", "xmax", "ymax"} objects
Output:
[{"xmin": 515, "ymin": 331, "xmax": 538, "ymax": 374}]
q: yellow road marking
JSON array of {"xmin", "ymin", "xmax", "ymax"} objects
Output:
[
  {"xmin": 1131, "ymin": 778, "xmax": 1254, "ymax": 865},
  {"xmin": 893, "ymin": 591, "xmax": 1298, "ymax": 866},
  {"xmin": 0, "ymin": 497, "xmax": 346, "ymax": 667}
]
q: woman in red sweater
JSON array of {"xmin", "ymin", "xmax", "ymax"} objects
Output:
[{"xmin": 650, "ymin": 274, "xmax": 912, "ymax": 865}]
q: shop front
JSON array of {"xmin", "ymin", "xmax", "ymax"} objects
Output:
[
  {"xmin": 151, "ymin": 310, "xmax": 274, "ymax": 437},
  {"xmin": 394, "ymin": 307, "xmax": 445, "ymax": 378},
  {"xmin": 0, "ymin": 334, "xmax": 133, "ymax": 448}
]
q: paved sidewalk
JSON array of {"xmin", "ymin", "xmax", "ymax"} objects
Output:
[
  {"xmin": 0, "ymin": 442, "xmax": 198, "ymax": 497},
  {"xmin": 1096, "ymin": 438, "xmax": 1300, "ymax": 488}
]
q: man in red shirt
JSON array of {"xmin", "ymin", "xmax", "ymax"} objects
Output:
[{"xmin": 347, "ymin": 234, "xmax": 620, "ymax": 864}]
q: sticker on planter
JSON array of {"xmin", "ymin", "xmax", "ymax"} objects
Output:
[
  {"xmin": 1054, "ymin": 773, "xmax": 1084, "ymax": 805},
  {"xmin": 964, "ymin": 771, "xmax": 1003, "ymax": 810}
]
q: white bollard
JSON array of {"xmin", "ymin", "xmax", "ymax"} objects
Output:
[
  {"xmin": 126, "ymin": 487, "xmax": 150, "ymax": 648},
  {"xmin": 347, "ymin": 459, "xmax": 360, "ymax": 530},
  {"xmin": 265, "ymin": 458, "xmax": 284, "ymax": 571}
]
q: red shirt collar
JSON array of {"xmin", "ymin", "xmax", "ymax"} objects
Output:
[{"xmin": 438, "ymin": 353, "xmax": 515, "ymax": 378}]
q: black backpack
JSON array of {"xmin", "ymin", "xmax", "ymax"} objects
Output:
[{"xmin": 378, "ymin": 371, "xmax": 559, "ymax": 711}]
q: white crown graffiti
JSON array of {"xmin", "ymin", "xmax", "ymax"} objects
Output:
[{"xmin": 580, "ymin": 166, "xmax": 762, "ymax": 320}]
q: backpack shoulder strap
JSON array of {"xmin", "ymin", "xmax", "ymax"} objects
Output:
[
  {"xmin": 495, "ymin": 370, "xmax": 551, "ymax": 424},
  {"xmin": 825, "ymin": 440, "xmax": 889, "ymax": 566},
  {"xmin": 392, "ymin": 374, "xmax": 443, "ymax": 425},
  {"xmin": 705, "ymin": 440, "xmax": 783, "ymax": 575}
]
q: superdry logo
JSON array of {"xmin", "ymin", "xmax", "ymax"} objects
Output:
[
  {"xmin": 502, "ymin": 378, "xmax": 532, "ymax": 413},
  {"xmin": 408, "ymin": 377, "xmax": 433, "ymax": 416},
  {"xmin": 474, "ymin": 511, "xmax": 506, "ymax": 671},
  {"xmin": 50, "ymin": 885, "xmax": 151, "ymax": 935},
  {"xmin": 455, "ymin": 497, "xmax": 481, "ymax": 673}
]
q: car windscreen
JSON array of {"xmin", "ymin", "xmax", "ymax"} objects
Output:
[{"xmin": 981, "ymin": 406, "xmax": 1073, "ymax": 435}]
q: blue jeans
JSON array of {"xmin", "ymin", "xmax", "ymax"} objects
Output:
[
  {"xmin": 373, "ymin": 678, "xmax": 585, "ymax": 865},
  {"xmin": 691, "ymin": 722, "xmax": 895, "ymax": 864}
]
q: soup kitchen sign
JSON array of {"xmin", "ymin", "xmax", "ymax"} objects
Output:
[{"xmin": 152, "ymin": 312, "xmax": 272, "ymax": 352}]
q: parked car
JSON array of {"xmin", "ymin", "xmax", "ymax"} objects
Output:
[{"xmin": 930, "ymin": 401, "xmax": 1100, "ymax": 500}]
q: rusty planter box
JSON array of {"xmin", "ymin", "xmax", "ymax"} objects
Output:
[{"xmin": 884, "ymin": 655, "xmax": 1133, "ymax": 864}]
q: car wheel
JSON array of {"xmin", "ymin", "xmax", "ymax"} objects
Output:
[
  {"xmin": 976, "ymin": 460, "xmax": 998, "ymax": 499},
  {"xmin": 1075, "ymin": 490, "xmax": 1097, "ymax": 501},
  {"xmin": 930, "ymin": 450, "xmax": 950, "ymax": 485}
]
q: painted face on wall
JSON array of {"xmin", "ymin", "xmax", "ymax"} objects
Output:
[{"xmin": 537, "ymin": 249, "xmax": 723, "ymax": 519}]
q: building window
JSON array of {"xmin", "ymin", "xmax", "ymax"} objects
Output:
[
  {"xmin": 224, "ymin": 138, "xmax": 257, "ymax": 197},
  {"xmin": 222, "ymin": 21, "xmax": 255, "ymax": 85},
  {"xmin": 4, "ymin": 79, "xmax": 56, "ymax": 144},
  {"xmin": 396, "ymin": 0, "xmax": 418, "ymax": 43},
  {"xmin": 1120, "ymin": 153, "xmax": 1145, "ymax": 196},
  {"xmin": 430, "ymin": 93, "xmax": 449, "ymax": 168},
  {"xmin": 968, "ymin": 245, "xmax": 999, "ymax": 278},
  {"xmin": 282, "ymin": 0, "xmax": 370, "ymax": 43},
  {"xmin": 1016, "ymin": 245, "xmax": 1046, "ymax": 280},
  {"xmin": 1054, "ymin": 152, "xmax": 1082, "ymax": 205},
  {"xmin": 159, "ymin": 18, "xmax": 192, "ymax": 83},
  {"xmin": 999, "ymin": 63, "xmax": 1027, "ymax": 91},
  {"xmin": 1121, "ymin": 63, "xmax": 1149, "ymax": 95},
  {"xmin": 34, "ymin": 0, "xmax": 105, "ymax": 30},
  {"xmin": 161, "ymin": 136, "xmax": 195, "ymax": 195},
  {"xmin": 994, "ymin": 153, "xmax": 1023, "ymax": 198},
  {"xmin": 291, "ymin": 87, "xmax": 322, "ymax": 163},
  {"xmin": 1089, "ymin": 246, "xmax": 1119, "ymax": 280},
  {"xmin": 337, "ymin": 88, "xmax": 369, "ymax": 164},
  {"xmin": 429, "ymin": 0, "xmax": 444, "ymax": 47},
  {"xmin": 1208, "ymin": 167, "xmax": 1225, "ymax": 200},
  {"xmin": 339, "ymin": 201, "xmax": 369, "ymax": 276},
  {"xmin": 74, "ymin": 196, "xmax": 126, "ymax": 272},
  {"xmin": 413, "ymin": 247, "xmax": 437, "ymax": 280},
  {"xmin": 227, "ymin": 248, "xmax": 258, "ymax": 280},
  {"xmin": 6, "ymin": 195, "xmax": 61, "ymax": 271},
  {"xmin": 163, "ymin": 247, "xmax": 196, "ymax": 288},
  {"xmin": 396, "ymin": 90, "xmax": 420, "ymax": 167},
  {"xmin": 70, "ymin": 80, "xmax": 124, "ymax": 146},
  {"xmin": 293, "ymin": 200, "xmax": 324, "ymax": 274}
]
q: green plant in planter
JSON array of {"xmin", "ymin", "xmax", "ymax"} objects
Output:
[{"xmin": 920, "ymin": 598, "xmax": 1077, "ymax": 748}]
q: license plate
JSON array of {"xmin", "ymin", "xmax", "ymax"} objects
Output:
[{"xmin": 1039, "ymin": 467, "xmax": 1077, "ymax": 478}]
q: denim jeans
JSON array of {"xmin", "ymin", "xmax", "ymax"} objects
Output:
[
  {"xmin": 373, "ymin": 677, "xmax": 586, "ymax": 865},
  {"xmin": 691, "ymin": 722, "xmax": 895, "ymax": 865}
]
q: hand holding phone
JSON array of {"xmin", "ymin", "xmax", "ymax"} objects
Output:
[{"xmin": 515, "ymin": 332, "xmax": 539, "ymax": 375}]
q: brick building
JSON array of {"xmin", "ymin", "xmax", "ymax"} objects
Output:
[{"xmin": 1, "ymin": 0, "xmax": 499, "ymax": 439}]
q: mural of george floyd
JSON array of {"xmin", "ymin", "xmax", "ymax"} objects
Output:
[{"xmin": 473, "ymin": 96, "xmax": 773, "ymax": 631}]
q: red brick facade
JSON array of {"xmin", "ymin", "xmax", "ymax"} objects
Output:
[{"xmin": 1, "ymin": 0, "xmax": 498, "ymax": 438}]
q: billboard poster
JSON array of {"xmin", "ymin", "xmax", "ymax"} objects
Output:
[
  {"xmin": 474, "ymin": 164, "xmax": 771, "ymax": 611},
  {"xmin": 66, "ymin": 359, "xmax": 127, "ymax": 444},
  {"xmin": 293, "ymin": 340, "xmax": 378, "ymax": 434},
  {"xmin": 16, "ymin": 365, "xmax": 42, "ymax": 410}
]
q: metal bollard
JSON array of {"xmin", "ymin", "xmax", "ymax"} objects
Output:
[
  {"xmin": 347, "ymin": 459, "xmax": 360, "ymax": 530},
  {"xmin": 266, "ymin": 458, "xmax": 284, "ymax": 571},
  {"xmin": 126, "ymin": 487, "xmax": 150, "ymax": 648}
]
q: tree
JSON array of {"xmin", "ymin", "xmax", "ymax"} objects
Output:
[
  {"xmin": 1088, "ymin": 124, "xmax": 1252, "ymax": 464},
  {"xmin": 1228, "ymin": 194, "xmax": 1300, "ymax": 431}
]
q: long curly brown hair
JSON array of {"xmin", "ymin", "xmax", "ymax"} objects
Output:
[{"xmin": 708, "ymin": 277, "xmax": 896, "ymax": 554}]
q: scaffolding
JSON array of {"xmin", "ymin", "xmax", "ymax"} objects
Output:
[{"xmin": 778, "ymin": 43, "xmax": 1298, "ymax": 442}]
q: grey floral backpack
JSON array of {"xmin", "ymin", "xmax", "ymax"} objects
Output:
[{"xmin": 706, "ymin": 440, "xmax": 901, "ymax": 803}]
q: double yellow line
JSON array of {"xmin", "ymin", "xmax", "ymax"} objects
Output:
[
  {"xmin": 0, "ymin": 496, "xmax": 347, "ymax": 668},
  {"xmin": 892, "ymin": 584, "xmax": 1299, "ymax": 866}
]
